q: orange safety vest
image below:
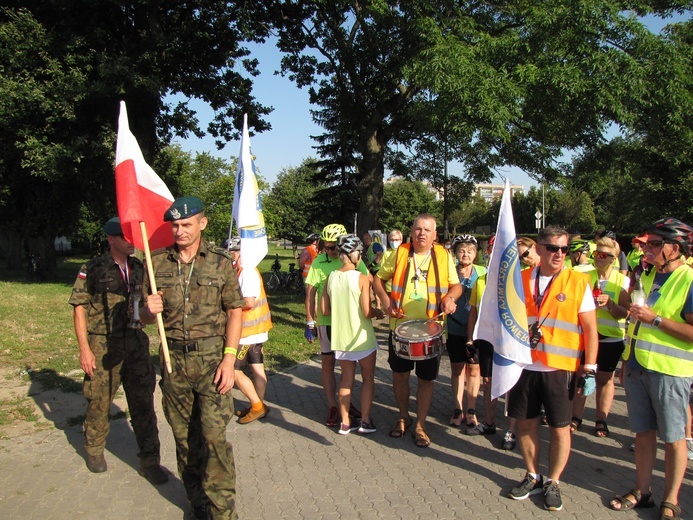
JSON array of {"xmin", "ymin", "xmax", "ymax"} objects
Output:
[
  {"xmin": 238, "ymin": 267, "xmax": 273, "ymax": 337},
  {"xmin": 301, "ymin": 244, "xmax": 319, "ymax": 279},
  {"xmin": 390, "ymin": 243, "xmax": 450, "ymax": 318},
  {"xmin": 522, "ymin": 267, "xmax": 589, "ymax": 371}
]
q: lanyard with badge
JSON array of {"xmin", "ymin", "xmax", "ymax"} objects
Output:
[
  {"xmin": 529, "ymin": 269, "xmax": 559, "ymax": 349},
  {"xmin": 410, "ymin": 250, "xmax": 431, "ymax": 300}
]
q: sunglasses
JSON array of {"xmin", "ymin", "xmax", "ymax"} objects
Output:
[
  {"xmin": 324, "ymin": 245, "xmax": 338, "ymax": 251},
  {"xmin": 645, "ymin": 240, "xmax": 664, "ymax": 249},
  {"xmin": 540, "ymin": 244, "xmax": 569, "ymax": 255},
  {"xmin": 520, "ymin": 249, "xmax": 530, "ymax": 259},
  {"xmin": 593, "ymin": 251, "xmax": 614, "ymax": 260}
]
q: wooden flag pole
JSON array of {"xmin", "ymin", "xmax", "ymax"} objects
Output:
[{"xmin": 140, "ymin": 221, "xmax": 172, "ymax": 374}]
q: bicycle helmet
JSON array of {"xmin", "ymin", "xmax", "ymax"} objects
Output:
[
  {"xmin": 321, "ymin": 223, "xmax": 347, "ymax": 242},
  {"xmin": 338, "ymin": 234, "xmax": 364, "ymax": 254},
  {"xmin": 596, "ymin": 229, "xmax": 617, "ymax": 240},
  {"xmin": 451, "ymin": 234, "xmax": 478, "ymax": 250},
  {"xmin": 221, "ymin": 236, "xmax": 241, "ymax": 251},
  {"xmin": 569, "ymin": 239, "xmax": 590, "ymax": 253},
  {"xmin": 306, "ymin": 232, "xmax": 320, "ymax": 243},
  {"xmin": 645, "ymin": 217, "xmax": 693, "ymax": 249}
]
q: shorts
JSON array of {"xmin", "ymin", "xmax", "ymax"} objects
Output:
[
  {"xmin": 447, "ymin": 334, "xmax": 478, "ymax": 364},
  {"xmin": 624, "ymin": 366, "xmax": 692, "ymax": 443},
  {"xmin": 318, "ymin": 325, "xmax": 334, "ymax": 356},
  {"xmin": 388, "ymin": 331, "xmax": 440, "ymax": 381},
  {"xmin": 234, "ymin": 343, "xmax": 264, "ymax": 370},
  {"xmin": 507, "ymin": 369, "xmax": 576, "ymax": 428},
  {"xmin": 476, "ymin": 340, "xmax": 494, "ymax": 378},
  {"xmin": 579, "ymin": 339, "xmax": 625, "ymax": 373}
]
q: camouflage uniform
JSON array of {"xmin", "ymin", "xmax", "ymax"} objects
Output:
[
  {"xmin": 145, "ymin": 240, "xmax": 245, "ymax": 519},
  {"xmin": 68, "ymin": 252, "xmax": 160, "ymax": 466}
]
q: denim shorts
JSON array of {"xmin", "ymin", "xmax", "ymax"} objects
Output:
[{"xmin": 624, "ymin": 366, "xmax": 692, "ymax": 443}]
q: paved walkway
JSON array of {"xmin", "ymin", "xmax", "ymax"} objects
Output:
[{"xmin": 0, "ymin": 329, "xmax": 691, "ymax": 519}]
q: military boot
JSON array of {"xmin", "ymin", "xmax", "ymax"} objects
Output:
[{"xmin": 86, "ymin": 453, "xmax": 107, "ymax": 473}]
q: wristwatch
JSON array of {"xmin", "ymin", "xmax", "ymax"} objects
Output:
[{"xmin": 652, "ymin": 315, "xmax": 663, "ymax": 328}]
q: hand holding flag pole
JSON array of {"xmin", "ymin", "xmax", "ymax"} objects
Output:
[{"xmin": 115, "ymin": 101, "xmax": 175, "ymax": 373}]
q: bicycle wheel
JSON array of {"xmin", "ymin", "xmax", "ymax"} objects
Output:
[
  {"xmin": 289, "ymin": 272, "xmax": 304, "ymax": 292},
  {"xmin": 266, "ymin": 272, "xmax": 280, "ymax": 292}
]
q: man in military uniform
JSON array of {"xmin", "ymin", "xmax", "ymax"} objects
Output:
[
  {"xmin": 69, "ymin": 218, "xmax": 167, "ymax": 484},
  {"xmin": 142, "ymin": 197, "xmax": 245, "ymax": 520}
]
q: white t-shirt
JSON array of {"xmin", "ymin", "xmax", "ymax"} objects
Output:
[
  {"xmin": 238, "ymin": 267, "xmax": 268, "ymax": 345},
  {"xmin": 527, "ymin": 270, "xmax": 596, "ymax": 372}
]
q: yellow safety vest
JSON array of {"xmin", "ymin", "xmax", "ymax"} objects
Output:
[
  {"xmin": 624, "ymin": 265, "xmax": 693, "ymax": 376},
  {"xmin": 589, "ymin": 270, "xmax": 627, "ymax": 339},
  {"xmin": 391, "ymin": 243, "xmax": 450, "ymax": 318},
  {"xmin": 239, "ymin": 267, "xmax": 273, "ymax": 337}
]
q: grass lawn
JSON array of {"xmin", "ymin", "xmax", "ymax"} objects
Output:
[{"xmin": 0, "ymin": 243, "xmax": 315, "ymax": 381}]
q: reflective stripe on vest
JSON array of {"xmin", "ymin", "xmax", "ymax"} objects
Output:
[
  {"xmin": 590, "ymin": 270, "xmax": 627, "ymax": 338},
  {"xmin": 391, "ymin": 243, "xmax": 449, "ymax": 318},
  {"xmin": 239, "ymin": 268, "xmax": 273, "ymax": 337},
  {"xmin": 523, "ymin": 267, "xmax": 590, "ymax": 371},
  {"xmin": 625, "ymin": 264, "xmax": 693, "ymax": 376}
]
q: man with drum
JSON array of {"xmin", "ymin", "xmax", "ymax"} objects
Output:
[{"xmin": 373, "ymin": 214, "xmax": 461, "ymax": 448}]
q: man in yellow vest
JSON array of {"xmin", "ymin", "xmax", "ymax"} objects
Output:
[
  {"xmin": 223, "ymin": 237, "xmax": 273, "ymax": 425},
  {"xmin": 373, "ymin": 214, "xmax": 462, "ymax": 448},
  {"xmin": 506, "ymin": 225, "xmax": 598, "ymax": 512},
  {"xmin": 609, "ymin": 217, "xmax": 693, "ymax": 519}
]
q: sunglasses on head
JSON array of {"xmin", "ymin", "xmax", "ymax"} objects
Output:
[
  {"xmin": 520, "ymin": 249, "xmax": 530, "ymax": 259},
  {"xmin": 540, "ymin": 244, "xmax": 569, "ymax": 254},
  {"xmin": 324, "ymin": 245, "xmax": 338, "ymax": 251},
  {"xmin": 593, "ymin": 251, "xmax": 614, "ymax": 260}
]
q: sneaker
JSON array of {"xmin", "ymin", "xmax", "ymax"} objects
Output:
[
  {"xmin": 326, "ymin": 406, "xmax": 340, "ymax": 427},
  {"xmin": 687, "ymin": 438, "xmax": 693, "ymax": 461},
  {"xmin": 543, "ymin": 481, "xmax": 563, "ymax": 511},
  {"xmin": 629, "ymin": 442, "xmax": 635, "ymax": 452},
  {"xmin": 502, "ymin": 431, "xmax": 517, "ymax": 450},
  {"xmin": 508, "ymin": 473, "xmax": 544, "ymax": 500},
  {"xmin": 338, "ymin": 419, "xmax": 360, "ymax": 435},
  {"xmin": 358, "ymin": 420, "xmax": 377, "ymax": 434},
  {"xmin": 349, "ymin": 403, "xmax": 362, "ymax": 420},
  {"xmin": 465, "ymin": 422, "xmax": 497, "ymax": 436}
]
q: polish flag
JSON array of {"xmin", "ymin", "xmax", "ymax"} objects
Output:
[{"xmin": 115, "ymin": 101, "xmax": 174, "ymax": 251}]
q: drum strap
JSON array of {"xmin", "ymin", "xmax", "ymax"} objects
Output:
[{"xmin": 430, "ymin": 246, "xmax": 441, "ymax": 311}]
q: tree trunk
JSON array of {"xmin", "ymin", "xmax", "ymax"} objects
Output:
[
  {"xmin": 356, "ymin": 134, "xmax": 385, "ymax": 235},
  {"xmin": 4, "ymin": 230, "xmax": 23, "ymax": 270}
]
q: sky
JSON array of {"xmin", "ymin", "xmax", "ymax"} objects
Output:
[{"xmin": 170, "ymin": 13, "xmax": 685, "ymax": 192}]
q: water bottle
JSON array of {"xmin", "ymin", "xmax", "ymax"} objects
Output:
[{"xmin": 631, "ymin": 276, "xmax": 646, "ymax": 306}]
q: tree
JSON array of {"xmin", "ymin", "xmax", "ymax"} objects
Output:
[
  {"xmin": 380, "ymin": 178, "xmax": 441, "ymax": 235},
  {"xmin": 272, "ymin": 1, "xmax": 689, "ymax": 237},
  {"xmin": 1, "ymin": 2, "xmax": 273, "ymax": 269},
  {"xmin": 262, "ymin": 159, "xmax": 325, "ymax": 241}
]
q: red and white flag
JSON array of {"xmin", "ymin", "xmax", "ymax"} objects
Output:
[{"xmin": 115, "ymin": 101, "xmax": 174, "ymax": 251}]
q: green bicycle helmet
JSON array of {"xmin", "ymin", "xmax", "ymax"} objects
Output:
[
  {"xmin": 569, "ymin": 239, "xmax": 590, "ymax": 253},
  {"xmin": 321, "ymin": 223, "xmax": 347, "ymax": 242}
]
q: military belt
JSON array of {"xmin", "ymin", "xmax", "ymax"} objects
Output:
[{"xmin": 169, "ymin": 336, "xmax": 222, "ymax": 354}]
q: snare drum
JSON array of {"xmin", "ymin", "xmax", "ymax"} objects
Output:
[{"xmin": 393, "ymin": 319, "xmax": 445, "ymax": 361}]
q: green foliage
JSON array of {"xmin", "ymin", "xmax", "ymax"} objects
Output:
[
  {"xmin": 263, "ymin": 159, "xmax": 326, "ymax": 241},
  {"xmin": 379, "ymin": 178, "xmax": 442, "ymax": 234}
]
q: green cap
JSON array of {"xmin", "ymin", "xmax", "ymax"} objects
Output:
[
  {"xmin": 103, "ymin": 217, "xmax": 122, "ymax": 236},
  {"xmin": 164, "ymin": 196, "xmax": 204, "ymax": 222}
]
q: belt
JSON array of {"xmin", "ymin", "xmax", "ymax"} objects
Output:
[{"xmin": 169, "ymin": 336, "xmax": 222, "ymax": 354}]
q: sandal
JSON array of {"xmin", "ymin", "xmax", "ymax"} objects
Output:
[
  {"xmin": 466, "ymin": 408, "xmax": 477, "ymax": 427},
  {"xmin": 570, "ymin": 416, "xmax": 582, "ymax": 432},
  {"xmin": 609, "ymin": 489, "xmax": 655, "ymax": 511},
  {"xmin": 595, "ymin": 420, "xmax": 609, "ymax": 437},
  {"xmin": 389, "ymin": 417, "xmax": 413, "ymax": 438},
  {"xmin": 449, "ymin": 409, "xmax": 463, "ymax": 426},
  {"xmin": 660, "ymin": 501, "xmax": 682, "ymax": 519},
  {"xmin": 412, "ymin": 427, "xmax": 430, "ymax": 448}
]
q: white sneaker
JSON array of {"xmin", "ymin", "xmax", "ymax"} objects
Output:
[{"xmin": 686, "ymin": 438, "xmax": 693, "ymax": 461}]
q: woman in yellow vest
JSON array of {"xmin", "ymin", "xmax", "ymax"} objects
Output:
[{"xmin": 570, "ymin": 235, "xmax": 630, "ymax": 437}]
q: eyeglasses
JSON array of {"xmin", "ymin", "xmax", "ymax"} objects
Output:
[
  {"xmin": 520, "ymin": 249, "xmax": 530, "ymax": 259},
  {"xmin": 324, "ymin": 245, "xmax": 338, "ymax": 251},
  {"xmin": 593, "ymin": 251, "xmax": 614, "ymax": 260},
  {"xmin": 645, "ymin": 240, "xmax": 664, "ymax": 249},
  {"xmin": 540, "ymin": 244, "xmax": 569, "ymax": 255}
]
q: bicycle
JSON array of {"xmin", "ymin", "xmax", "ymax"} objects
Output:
[
  {"xmin": 266, "ymin": 254, "xmax": 304, "ymax": 293},
  {"xmin": 27, "ymin": 254, "xmax": 44, "ymax": 282}
]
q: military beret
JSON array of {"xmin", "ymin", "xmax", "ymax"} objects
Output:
[
  {"xmin": 164, "ymin": 196, "xmax": 205, "ymax": 222},
  {"xmin": 103, "ymin": 217, "xmax": 122, "ymax": 236}
]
